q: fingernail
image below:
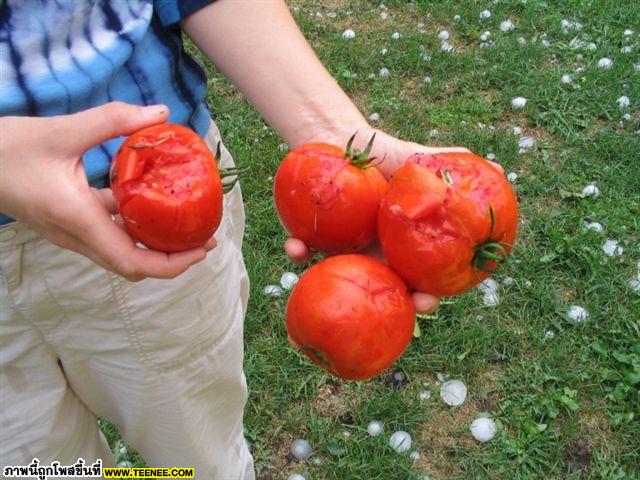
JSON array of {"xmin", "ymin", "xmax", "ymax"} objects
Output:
[{"xmin": 143, "ymin": 104, "xmax": 167, "ymax": 116}]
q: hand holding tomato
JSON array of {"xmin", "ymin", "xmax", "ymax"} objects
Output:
[{"xmin": 0, "ymin": 103, "xmax": 215, "ymax": 282}]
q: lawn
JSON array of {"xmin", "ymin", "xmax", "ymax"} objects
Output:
[{"xmin": 104, "ymin": 0, "xmax": 640, "ymax": 478}]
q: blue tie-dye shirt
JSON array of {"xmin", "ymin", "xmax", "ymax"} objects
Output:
[{"xmin": 0, "ymin": 0, "xmax": 215, "ymax": 225}]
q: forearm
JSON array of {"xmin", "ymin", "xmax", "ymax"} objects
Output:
[{"xmin": 182, "ymin": 0, "xmax": 367, "ymax": 147}]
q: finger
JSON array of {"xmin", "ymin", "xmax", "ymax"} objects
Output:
[
  {"xmin": 488, "ymin": 160, "xmax": 505, "ymax": 175},
  {"xmin": 57, "ymin": 102, "xmax": 170, "ymax": 154},
  {"xmin": 285, "ymin": 237, "xmax": 313, "ymax": 264},
  {"xmin": 422, "ymin": 146, "xmax": 471, "ymax": 154},
  {"xmin": 412, "ymin": 292, "xmax": 440, "ymax": 314},
  {"xmin": 92, "ymin": 188, "xmax": 118, "ymax": 214},
  {"xmin": 204, "ymin": 236, "xmax": 217, "ymax": 251}
]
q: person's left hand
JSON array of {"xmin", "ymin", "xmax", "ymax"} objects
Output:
[{"xmin": 282, "ymin": 127, "xmax": 504, "ymax": 314}]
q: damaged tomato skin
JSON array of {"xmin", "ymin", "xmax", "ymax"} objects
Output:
[
  {"xmin": 110, "ymin": 124, "xmax": 223, "ymax": 252},
  {"xmin": 273, "ymin": 143, "xmax": 388, "ymax": 253},
  {"xmin": 285, "ymin": 254, "xmax": 416, "ymax": 380},
  {"xmin": 378, "ymin": 152, "xmax": 518, "ymax": 297}
]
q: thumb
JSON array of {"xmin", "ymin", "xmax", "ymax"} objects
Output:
[{"xmin": 59, "ymin": 102, "xmax": 169, "ymax": 154}]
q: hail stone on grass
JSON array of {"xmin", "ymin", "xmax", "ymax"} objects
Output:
[
  {"xmin": 263, "ymin": 285, "xmax": 283, "ymax": 297},
  {"xmin": 381, "ymin": 47, "xmax": 388, "ymax": 55},
  {"xmin": 597, "ymin": 57, "xmax": 613, "ymax": 69},
  {"xmin": 470, "ymin": 418, "xmax": 497, "ymax": 442},
  {"xmin": 423, "ymin": 76, "xmax": 432, "ymax": 84},
  {"xmin": 440, "ymin": 380, "xmax": 468, "ymax": 406},
  {"xmin": 621, "ymin": 46, "xmax": 633, "ymax": 54},
  {"xmin": 391, "ymin": 31, "xmax": 401, "ymax": 39},
  {"xmin": 417, "ymin": 22, "xmax": 425, "ymax": 28},
  {"xmin": 118, "ymin": 461, "xmax": 133, "ymax": 468},
  {"xmin": 380, "ymin": 11, "xmax": 388, "ymax": 20},
  {"xmin": 544, "ymin": 330, "xmax": 555, "ymax": 340},
  {"xmin": 622, "ymin": 113, "xmax": 631, "ymax": 121},
  {"xmin": 290, "ymin": 438, "xmax": 313, "ymax": 460},
  {"xmin": 507, "ymin": 172, "xmax": 518, "ymax": 182},
  {"xmin": 480, "ymin": 32, "xmax": 490, "ymax": 41},
  {"xmin": 500, "ymin": 19, "xmax": 515, "ymax": 32},
  {"xmin": 478, "ymin": 277, "xmax": 499, "ymax": 294},
  {"xmin": 438, "ymin": 30, "xmax": 450, "ymax": 41},
  {"xmin": 630, "ymin": 279, "xmax": 640, "ymax": 293},
  {"xmin": 624, "ymin": 29, "xmax": 634, "ymax": 37},
  {"xmin": 389, "ymin": 431, "xmax": 412, "ymax": 453},
  {"xmin": 367, "ymin": 421, "xmax": 383, "ymax": 437},
  {"xmin": 480, "ymin": 10, "xmax": 491, "ymax": 19},
  {"xmin": 603, "ymin": 239, "xmax": 623, "ymax": 257},
  {"xmin": 513, "ymin": 126, "xmax": 523, "ymax": 135},
  {"xmin": 288, "ymin": 475, "xmax": 305, "ymax": 480},
  {"xmin": 419, "ymin": 390, "xmax": 431, "ymax": 401},
  {"xmin": 410, "ymin": 451, "xmax": 421, "ymax": 461},
  {"xmin": 422, "ymin": 53, "xmax": 431, "ymax": 62},
  {"xmin": 341, "ymin": 430, "xmax": 351, "ymax": 438},
  {"xmin": 342, "ymin": 29, "xmax": 355, "ymax": 39},
  {"xmin": 586, "ymin": 221, "xmax": 603, "ymax": 232},
  {"xmin": 561, "ymin": 74, "xmax": 573, "ymax": 84},
  {"xmin": 486, "ymin": 153, "xmax": 496, "ymax": 160},
  {"xmin": 541, "ymin": 39, "xmax": 551, "ymax": 47},
  {"xmin": 617, "ymin": 95, "xmax": 631, "ymax": 108},
  {"xmin": 511, "ymin": 97, "xmax": 527, "ymax": 109},
  {"xmin": 327, "ymin": 12, "xmax": 337, "ymax": 19},
  {"xmin": 516, "ymin": 36, "xmax": 526, "ymax": 45},
  {"xmin": 582, "ymin": 183, "xmax": 600, "ymax": 196},
  {"xmin": 369, "ymin": 113, "xmax": 381, "ymax": 123},
  {"xmin": 311, "ymin": 457, "xmax": 322, "ymax": 465},
  {"xmin": 379, "ymin": 67, "xmax": 390, "ymax": 77},
  {"xmin": 567, "ymin": 305, "xmax": 589, "ymax": 323},
  {"xmin": 483, "ymin": 291, "xmax": 501, "ymax": 307},
  {"xmin": 437, "ymin": 372, "xmax": 447, "ymax": 382},
  {"xmin": 441, "ymin": 41, "xmax": 454, "ymax": 53},
  {"xmin": 518, "ymin": 136, "xmax": 535, "ymax": 149},
  {"xmin": 280, "ymin": 272, "xmax": 299, "ymax": 290}
]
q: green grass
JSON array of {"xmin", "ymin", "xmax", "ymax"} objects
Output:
[{"xmin": 103, "ymin": 1, "xmax": 640, "ymax": 478}]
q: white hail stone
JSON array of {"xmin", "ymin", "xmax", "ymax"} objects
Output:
[
  {"xmin": 635, "ymin": 63, "xmax": 640, "ymax": 72},
  {"xmin": 483, "ymin": 291, "xmax": 501, "ymax": 307},
  {"xmin": 417, "ymin": 22, "xmax": 425, "ymax": 28},
  {"xmin": 541, "ymin": 39, "xmax": 551, "ymax": 47},
  {"xmin": 486, "ymin": 153, "xmax": 496, "ymax": 160},
  {"xmin": 603, "ymin": 239, "xmax": 623, "ymax": 257},
  {"xmin": 511, "ymin": 97, "xmax": 527, "ymax": 109},
  {"xmin": 380, "ymin": 11, "xmax": 388, "ymax": 20},
  {"xmin": 327, "ymin": 12, "xmax": 337, "ymax": 19},
  {"xmin": 263, "ymin": 285, "xmax": 283, "ymax": 297},
  {"xmin": 597, "ymin": 57, "xmax": 613, "ymax": 69},
  {"xmin": 623, "ymin": 29, "xmax": 634, "ymax": 37},
  {"xmin": 379, "ymin": 67, "xmax": 390, "ymax": 78},
  {"xmin": 567, "ymin": 305, "xmax": 589, "ymax": 323},
  {"xmin": 585, "ymin": 222, "xmax": 603, "ymax": 232},
  {"xmin": 369, "ymin": 113, "xmax": 381, "ymax": 123},
  {"xmin": 513, "ymin": 126, "xmax": 523, "ymax": 135},
  {"xmin": 288, "ymin": 475, "xmax": 305, "ymax": 480},
  {"xmin": 389, "ymin": 431, "xmax": 412, "ymax": 453},
  {"xmin": 470, "ymin": 418, "xmax": 497, "ymax": 442},
  {"xmin": 478, "ymin": 278, "xmax": 499, "ymax": 294},
  {"xmin": 341, "ymin": 29, "xmax": 356, "ymax": 39},
  {"xmin": 630, "ymin": 279, "xmax": 640, "ymax": 293},
  {"xmin": 440, "ymin": 380, "xmax": 468, "ymax": 406},
  {"xmin": 582, "ymin": 183, "xmax": 600, "ymax": 196},
  {"xmin": 422, "ymin": 53, "xmax": 431, "ymax": 62},
  {"xmin": 561, "ymin": 19, "xmax": 571, "ymax": 29},
  {"xmin": 561, "ymin": 74, "xmax": 573, "ymax": 84},
  {"xmin": 117, "ymin": 461, "xmax": 133, "ymax": 468},
  {"xmin": 500, "ymin": 19, "xmax": 514, "ymax": 32},
  {"xmin": 437, "ymin": 372, "xmax": 447, "ymax": 382},
  {"xmin": 280, "ymin": 272, "xmax": 299, "ymax": 290},
  {"xmin": 367, "ymin": 421, "xmax": 383, "ymax": 437},
  {"xmin": 419, "ymin": 390, "xmax": 431, "ymax": 401},
  {"xmin": 480, "ymin": 32, "xmax": 490, "ymax": 41},
  {"xmin": 410, "ymin": 451, "xmax": 421, "ymax": 461},
  {"xmin": 517, "ymin": 36, "xmax": 527, "ymax": 45},
  {"xmin": 423, "ymin": 76, "xmax": 432, "ymax": 84},
  {"xmin": 544, "ymin": 330, "xmax": 555, "ymax": 340},
  {"xmin": 454, "ymin": 14, "xmax": 461, "ymax": 21},
  {"xmin": 621, "ymin": 46, "xmax": 633, "ymax": 54},
  {"xmin": 290, "ymin": 438, "xmax": 313, "ymax": 460},
  {"xmin": 441, "ymin": 41, "xmax": 454, "ymax": 53},
  {"xmin": 502, "ymin": 276, "xmax": 515, "ymax": 286},
  {"xmin": 507, "ymin": 172, "xmax": 518, "ymax": 182},
  {"xmin": 480, "ymin": 10, "xmax": 491, "ymax": 19},
  {"xmin": 381, "ymin": 47, "xmax": 388, "ymax": 55},
  {"xmin": 617, "ymin": 96, "xmax": 631, "ymax": 108},
  {"xmin": 518, "ymin": 136, "xmax": 535, "ymax": 149},
  {"xmin": 391, "ymin": 31, "xmax": 401, "ymax": 40},
  {"xmin": 438, "ymin": 30, "xmax": 450, "ymax": 41}
]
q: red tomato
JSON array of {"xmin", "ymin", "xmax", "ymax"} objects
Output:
[
  {"xmin": 285, "ymin": 254, "xmax": 416, "ymax": 380},
  {"xmin": 378, "ymin": 152, "xmax": 518, "ymax": 296},
  {"xmin": 110, "ymin": 124, "xmax": 223, "ymax": 252},
  {"xmin": 273, "ymin": 137, "xmax": 388, "ymax": 253}
]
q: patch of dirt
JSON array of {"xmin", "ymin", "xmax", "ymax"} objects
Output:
[
  {"xmin": 562, "ymin": 439, "xmax": 592, "ymax": 478},
  {"xmin": 313, "ymin": 378, "xmax": 350, "ymax": 419}
]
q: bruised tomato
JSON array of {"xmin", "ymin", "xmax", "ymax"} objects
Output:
[
  {"xmin": 285, "ymin": 254, "xmax": 416, "ymax": 380},
  {"xmin": 378, "ymin": 152, "xmax": 518, "ymax": 297},
  {"xmin": 273, "ymin": 135, "xmax": 388, "ymax": 253},
  {"xmin": 110, "ymin": 124, "xmax": 223, "ymax": 252}
]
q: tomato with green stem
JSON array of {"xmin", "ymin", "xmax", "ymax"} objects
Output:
[
  {"xmin": 111, "ymin": 124, "xmax": 238, "ymax": 252},
  {"xmin": 274, "ymin": 134, "xmax": 388, "ymax": 254},
  {"xmin": 378, "ymin": 152, "xmax": 518, "ymax": 296}
]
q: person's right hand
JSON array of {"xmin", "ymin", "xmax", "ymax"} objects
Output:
[{"xmin": 0, "ymin": 102, "xmax": 216, "ymax": 281}]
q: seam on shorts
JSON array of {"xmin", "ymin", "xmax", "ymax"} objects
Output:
[{"xmin": 107, "ymin": 271, "xmax": 242, "ymax": 372}]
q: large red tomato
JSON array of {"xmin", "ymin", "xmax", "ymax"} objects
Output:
[
  {"xmin": 285, "ymin": 254, "xmax": 416, "ymax": 380},
  {"xmin": 378, "ymin": 152, "xmax": 518, "ymax": 296},
  {"xmin": 110, "ymin": 123, "xmax": 223, "ymax": 252},
  {"xmin": 273, "ymin": 136, "xmax": 388, "ymax": 253}
]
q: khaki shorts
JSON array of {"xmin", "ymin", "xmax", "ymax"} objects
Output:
[{"xmin": 0, "ymin": 123, "xmax": 254, "ymax": 479}]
